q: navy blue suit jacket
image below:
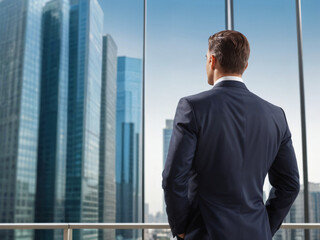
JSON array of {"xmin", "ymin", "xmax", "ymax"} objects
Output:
[{"xmin": 162, "ymin": 80, "xmax": 300, "ymax": 240}]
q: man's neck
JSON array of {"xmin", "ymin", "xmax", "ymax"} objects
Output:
[{"xmin": 213, "ymin": 73, "xmax": 242, "ymax": 85}]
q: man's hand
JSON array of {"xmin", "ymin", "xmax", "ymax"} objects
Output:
[{"xmin": 177, "ymin": 233, "xmax": 185, "ymax": 239}]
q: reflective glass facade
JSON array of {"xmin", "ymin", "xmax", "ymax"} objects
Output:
[
  {"xmin": 116, "ymin": 57, "xmax": 142, "ymax": 240},
  {"xmin": 162, "ymin": 120, "xmax": 173, "ymax": 222},
  {"xmin": 34, "ymin": 0, "xmax": 69, "ymax": 239},
  {"xmin": 99, "ymin": 34, "xmax": 118, "ymax": 240},
  {"xmin": 0, "ymin": 0, "xmax": 45, "ymax": 239},
  {"xmin": 66, "ymin": 0, "xmax": 103, "ymax": 240}
]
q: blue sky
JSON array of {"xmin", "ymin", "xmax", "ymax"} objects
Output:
[{"xmin": 99, "ymin": 0, "xmax": 320, "ymax": 216}]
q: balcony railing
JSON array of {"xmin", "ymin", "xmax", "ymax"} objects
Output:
[{"xmin": 0, "ymin": 223, "xmax": 320, "ymax": 240}]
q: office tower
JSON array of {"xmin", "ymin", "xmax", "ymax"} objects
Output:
[
  {"xmin": 273, "ymin": 183, "xmax": 320, "ymax": 240},
  {"xmin": 309, "ymin": 183, "xmax": 320, "ymax": 240},
  {"xmin": 162, "ymin": 119, "xmax": 173, "ymax": 222},
  {"xmin": 0, "ymin": 0, "xmax": 45, "ymax": 239},
  {"xmin": 289, "ymin": 187, "xmax": 305, "ymax": 240},
  {"xmin": 277, "ymin": 186, "xmax": 304, "ymax": 240},
  {"xmin": 145, "ymin": 203, "xmax": 150, "ymax": 222},
  {"xmin": 116, "ymin": 56, "xmax": 142, "ymax": 240},
  {"xmin": 278, "ymin": 183, "xmax": 320, "ymax": 240},
  {"xmin": 98, "ymin": 34, "xmax": 117, "ymax": 240},
  {"xmin": 34, "ymin": 0, "xmax": 69, "ymax": 239},
  {"xmin": 66, "ymin": 0, "xmax": 103, "ymax": 239}
]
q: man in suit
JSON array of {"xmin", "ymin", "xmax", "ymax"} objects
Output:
[{"xmin": 162, "ymin": 30, "xmax": 300, "ymax": 240}]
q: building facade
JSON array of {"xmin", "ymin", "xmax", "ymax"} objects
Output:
[
  {"xmin": 273, "ymin": 183, "xmax": 320, "ymax": 240},
  {"xmin": 99, "ymin": 34, "xmax": 118, "ymax": 240},
  {"xmin": 0, "ymin": 0, "xmax": 45, "ymax": 239},
  {"xmin": 162, "ymin": 119, "xmax": 173, "ymax": 222},
  {"xmin": 34, "ymin": 0, "xmax": 69, "ymax": 239},
  {"xmin": 116, "ymin": 56, "xmax": 142, "ymax": 240},
  {"xmin": 66, "ymin": 0, "xmax": 103, "ymax": 239}
]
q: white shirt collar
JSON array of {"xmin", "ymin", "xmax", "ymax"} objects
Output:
[{"xmin": 213, "ymin": 76, "xmax": 244, "ymax": 86}]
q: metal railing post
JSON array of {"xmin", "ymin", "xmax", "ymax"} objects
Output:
[
  {"xmin": 63, "ymin": 225, "xmax": 72, "ymax": 240},
  {"xmin": 0, "ymin": 223, "xmax": 319, "ymax": 238}
]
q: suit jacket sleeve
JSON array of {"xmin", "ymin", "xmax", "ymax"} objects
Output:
[
  {"xmin": 162, "ymin": 97, "xmax": 199, "ymax": 238},
  {"xmin": 265, "ymin": 107, "xmax": 300, "ymax": 236}
]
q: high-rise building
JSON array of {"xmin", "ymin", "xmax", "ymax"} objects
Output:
[
  {"xmin": 309, "ymin": 183, "xmax": 320, "ymax": 240},
  {"xmin": 273, "ymin": 183, "xmax": 320, "ymax": 240},
  {"xmin": 0, "ymin": 0, "xmax": 45, "ymax": 239},
  {"xmin": 162, "ymin": 119, "xmax": 173, "ymax": 222},
  {"xmin": 34, "ymin": 0, "xmax": 69, "ymax": 239},
  {"xmin": 288, "ymin": 187, "xmax": 307, "ymax": 240},
  {"xmin": 99, "ymin": 34, "xmax": 118, "ymax": 240},
  {"xmin": 116, "ymin": 56, "xmax": 142, "ymax": 240},
  {"xmin": 66, "ymin": 0, "xmax": 103, "ymax": 239}
]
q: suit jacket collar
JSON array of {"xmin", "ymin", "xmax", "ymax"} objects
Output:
[{"xmin": 212, "ymin": 80, "xmax": 248, "ymax": 90}]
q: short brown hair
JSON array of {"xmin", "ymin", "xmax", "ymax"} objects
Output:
[{"xmin": 208, "ymin": 30, "xmax": 250, "ymax": 74}]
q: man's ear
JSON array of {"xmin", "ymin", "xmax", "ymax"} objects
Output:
[
  {"xmin": 245, "ymin": 62, "xmax": 248, "ymax": 70},
  {"xmin": 211, "ymin": 55, "xmax": 216, "ymax": 70}
]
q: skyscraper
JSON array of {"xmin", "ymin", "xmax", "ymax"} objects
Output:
[
  {"xmin": 99, "ymin": 34, "xmax": 118, "ymax": 240},
  {"xmin": 0, "ymin": 0, "xmax": 45, "ymax": 239},
  {"xmin": 116, "ymin": 56, "xmax": 142, "ymax": 240},
  {"xmin": 66, "ymin": 0, "xmax": 103, "ymax": 239},
  {"xmin": 274, "ymin": 183, "xmax": 320, "ymax": 240},
  {"xmin": 162, "ymin": 119, "xmax": 173, "ymax": 222},
  {"xmin": 309, "ymin": 183, "xmax": 320, "ymax": 240},
  {"xmin": 288, "ymin": 187, "xmax": 306, "ymax": 240},
  {"xmin": 34, "ymin": 0, "xmax": 69, "ymax": 239}
]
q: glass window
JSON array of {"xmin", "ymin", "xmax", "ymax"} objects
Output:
[
  {"xmin": 145, "ymin": 0, "xmax": 224, "ymax": 238},
  {"xmin": 234, "ymin": 0, "xmax": 304, "ymax": 238},
  {"xmin": 302, "ymin": 0, "xmax": 320, "ymax": 239},
  {"xmin": 100, "ymin": 1, "xmax": 144, "ymax": 240}
]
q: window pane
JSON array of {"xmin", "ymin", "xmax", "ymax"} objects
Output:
[
  {"xmin": 101, "ymin": 1, "xmax": 144, "ymax": 239},
  {"xmin": 145, "ymin": 0, "xmax": 224, "ymax": 238},
  {"xmin": 234, "ymin": 0, "xmax": 304, "ymax": 238},
  {"xmin": 0, "ymin": 0, "xmax": 144, "ymax": 240},
  {"xmin": 302, "ymin": 0, "xmax": 320, "ymax": 239}
]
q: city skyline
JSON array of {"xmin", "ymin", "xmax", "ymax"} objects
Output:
[
  {"xmin": 97, "ymin": 0, "xmax": 320, "ymax": 216},
  {"xmin": 0, "ymin": 1, "xmax": 319, "ymax": 240}
]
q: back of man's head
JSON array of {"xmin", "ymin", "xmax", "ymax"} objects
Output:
[{"xmin": 208, "ymin": 30, "xmax": 250, "ymax": 74}]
